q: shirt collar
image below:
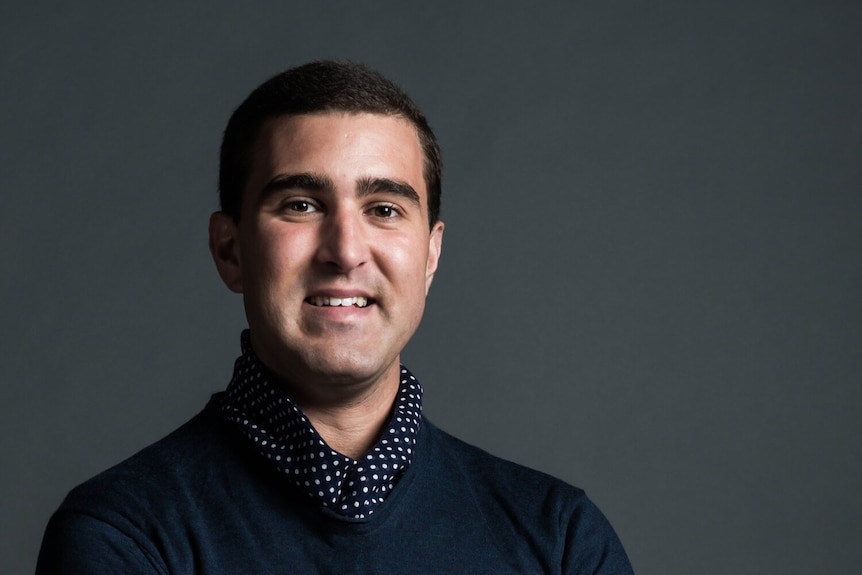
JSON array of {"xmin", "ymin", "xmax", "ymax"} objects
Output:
[{"xmin": 220, "ymin": 330, "xmax": 423, "ymax": 519}]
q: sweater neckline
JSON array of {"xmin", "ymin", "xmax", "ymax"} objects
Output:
[{"xmin": 219, "ymin": 330, "xmax": 424, "ymax": 519}]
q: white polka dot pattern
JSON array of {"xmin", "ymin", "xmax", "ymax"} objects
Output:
[{"xmin": 220, "ymin": 331, "xmax": 423, "ymax": 519}]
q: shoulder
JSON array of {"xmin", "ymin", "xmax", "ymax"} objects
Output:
[
  {"xmin": 37, "ymin": 398, "xmax": 227, "ymax": 573},
  {"xmin": 61, "ymin": 397, "xmax": 235, "ymax": 515},
  {"xmin": 44, "ymin": 398, "xmax": 249, "ymax": 540},
  {"xmin": 424, "ymin": 420, "xmax": 586, "ymax": 505},
  {"xmin": 421, "ymin": 421, "xmax": 634, "ymax": 574},
  {"xmin": 38, "ymin": 395, "xmax": 269, "ymax": 574}
]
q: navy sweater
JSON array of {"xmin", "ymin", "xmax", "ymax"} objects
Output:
[{"xmin": 37, "ymin": 395, "xmax": 633, "ymax": 574}]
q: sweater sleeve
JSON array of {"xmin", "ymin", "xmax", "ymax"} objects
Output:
[
  {"xmin": 35, "ymin": 510, "xmax": 167, "ymax": 575},
  {"xmin": 561, "ymin": 496, "xmax": 635, "ymax": 575}
]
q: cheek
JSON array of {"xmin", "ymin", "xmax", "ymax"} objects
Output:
[
  {"xmin": 382, "ymin": 233, "xmax": 428, "ymax": 271},
  {"xmin": 241, "ymin": 228, "xmax": 300, "ymax": 291},
  {"xmin": 383, "ymin": 237, "xmax": 432, "ymax": 303}
]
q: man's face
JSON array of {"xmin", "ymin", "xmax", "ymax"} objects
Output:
[{"xmin": 210, "ymin": 113, "xmax": 443, "ymax": 401}]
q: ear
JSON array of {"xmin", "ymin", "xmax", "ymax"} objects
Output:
[
  {"xmin": 208, "ymin": 211, "xmax": 244, "ymax": 293},
  {"xmin": 425, "ymin": 220, "xmax": 444, "ymax": 294}
]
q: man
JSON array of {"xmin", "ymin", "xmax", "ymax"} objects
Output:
[{"xmin": 37, "ymin": 61, "xmax": 633, "ymax": 574}]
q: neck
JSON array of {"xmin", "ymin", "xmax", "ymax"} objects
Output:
[{"xmin": 288, "ymin": 365, "xmax": 401, "ymax": 460}]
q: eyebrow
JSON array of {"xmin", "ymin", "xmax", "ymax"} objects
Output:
[
  {"xmin": 257, "ymin": 172, "xmax": 335, "ymax": 207},
  {"xmin": 356, "ymin": 176, "xmax": 421, "ymax": 206},
  {"xmin": 257, "ymin": 172, "xmax": 421, "ymax": 207}
]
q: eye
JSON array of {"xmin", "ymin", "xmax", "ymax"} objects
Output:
[
  {"xmin": 369, "ymin": 204, "xmax": 400, "ymax": 219},
  {"xmin": 282, "ymin": 200, "xmax": 319, "ymax": 213}
]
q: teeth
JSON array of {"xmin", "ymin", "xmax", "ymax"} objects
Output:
[{"xmin": 309, "ymin": 296, "xmax": 369, "ymax": 308}]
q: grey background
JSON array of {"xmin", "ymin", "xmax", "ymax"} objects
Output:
[{"xmin": 2, "ymin": 1, "xmax": 860, "ymax": 574}]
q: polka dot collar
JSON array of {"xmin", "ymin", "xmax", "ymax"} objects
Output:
[{"xmin": 220, "ymin": 331, "xmax": 423, "ymax": 519}]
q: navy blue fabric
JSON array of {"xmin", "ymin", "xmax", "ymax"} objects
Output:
[
  {"xmin": 37, "ymin": 397, "xmax": 634, "ymax": 574},
  {"xmin": 221, "ymin": 331, "xmax": 422, "ymax": 519}
]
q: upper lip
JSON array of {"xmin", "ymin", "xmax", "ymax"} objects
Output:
[{"xmin": 306, "ymin": 289, "xmax": 373, "ymax": 299}]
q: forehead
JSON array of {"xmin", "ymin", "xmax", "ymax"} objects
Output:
[{"xmin": 248, "ymin": 112, "xmax": 426, "ymax": 196}]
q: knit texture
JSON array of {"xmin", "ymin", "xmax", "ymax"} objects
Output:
[{"xmin": 37, "ymin": 396, "xmax": 634, "ymax": 574}]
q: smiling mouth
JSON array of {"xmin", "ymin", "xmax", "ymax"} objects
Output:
[{"xmin": 306, "ymin": 296, "xmax": 370, "ymax": 308}]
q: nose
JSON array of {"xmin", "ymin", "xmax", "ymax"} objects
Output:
[{"xmin": 315, "ymin": 208, "xmax": 369, "ymax": 273}]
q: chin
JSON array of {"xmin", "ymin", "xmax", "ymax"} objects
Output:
[{"xmin": 304, "ymin": 352, "xmax": 396, "ymax": 386}]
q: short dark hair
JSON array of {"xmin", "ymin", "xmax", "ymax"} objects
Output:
[{"xmin": 218, "ymin": 60, "xmax": 442, "ymax": 227}]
